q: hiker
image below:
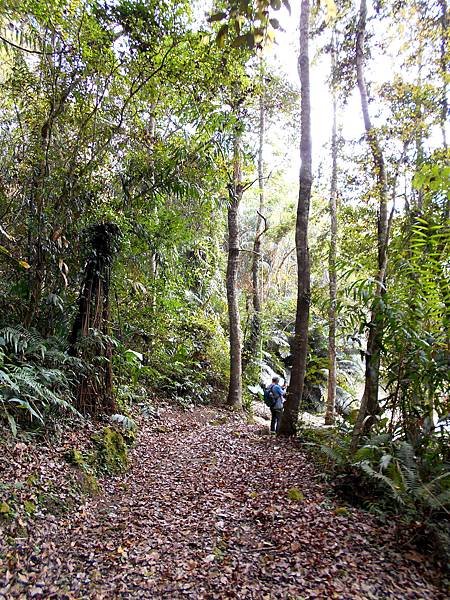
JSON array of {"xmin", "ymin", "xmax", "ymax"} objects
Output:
[{"xmin": 264, "ymin": 376, "xmax": 285, "ymax": 434}]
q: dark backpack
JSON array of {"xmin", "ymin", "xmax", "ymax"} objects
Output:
[{"xmin": 263, "ymin": 384, "xmax": 276, "ymax": 408}]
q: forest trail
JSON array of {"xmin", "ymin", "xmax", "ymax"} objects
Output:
[{"xmin": 2, "ymin": 408, "xmax": 446, "ymax": 600}]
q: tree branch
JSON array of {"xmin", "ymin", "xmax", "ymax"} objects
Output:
[
  {"xmin": 0, "ymin": 33, "xmax": 59, "ymax": 56},
  {"xmin": 255, "ymin": 210, "xmax": 269, "ymax": 244}
]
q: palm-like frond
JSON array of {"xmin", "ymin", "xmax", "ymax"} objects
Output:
[{"xmin": 0, "ymin": 327, "xmax": 81, "ymax": 434}]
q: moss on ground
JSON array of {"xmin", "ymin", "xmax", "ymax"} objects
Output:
[
  {"xmin": 66, "ymin": 423, "xmax": 133, "ymax": 483},
  {"xmin": 93, "ymin": 426, "xmax": 129, "ymax": 474},
  {"xmin": 0, "ymin": 500, "xmax": 13, "ymax": 518},
  {"xmin": 65, "ymin": 448, "xmax": 87, "ymax": 469}
]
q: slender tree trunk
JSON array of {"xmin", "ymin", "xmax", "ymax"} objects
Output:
[
  {"xmin": 24, "ymin": 115, "xmax": 51, "ymax": 328},
  {"xmin": 351, "ymin": 0, "xmax": 389, "ymax": 450},
  {"xmin": 252, "ymin": 66, "xmax": 265, "ymax": 327},
  {"xmin": 226, "ymin": 129, "xmax": 243, "ymax": 409},
  {"xmin": 24, "ymin": 65, "xmax": 76, "ymax": 327},
  {"xmin": 252, "ymin": 62, "xmax": 266, "ymax": 322},
  {"xmin": 325, "ymin": 33, "xmax": 338, "ymax": 426},
  {"xmin": 244, "ymin": 62, "xmax": 266, "ymax": 373},
  {"xmin": 439, "ymin": 0, "xmax": 449, "ymax": 220},
  {"xmin": 278, "ymin": 0, "xmax": 312, "ymax": 436},
  {"xmin": 414, "ymin": 42, "xmax": 424, "ymax": 212},
  {"xmin": 439, "ymin": 0, "xmax": 448, "ymax": 151},
  {"xmin": 436, "ymin": 0, "xmax": 450, "ymax": 369}
]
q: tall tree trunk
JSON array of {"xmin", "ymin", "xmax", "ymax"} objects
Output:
[
  {"xmin": 439, "ymin": 0, "xmax": 448, "ymax": 151},
  {"xmin": 351, "ymin": 0, "xmax": 389, "ymax": 450},
  {"xmin": 226, "ymin": 129, "xmax": 243, "ymax": 409},
  {"xmin": 24, "ymin": 115, "xmax": 51, "ymax": 328},
  {"xmin": 414, "ymin": 40, "xmax": 424, "ymax": 212},
  {"xmin": 278, "ymin": 0, "xmax": 312, "ymax": 436},
  {"xmin": 439, "ymin": 0, "xmax": 449, "ymax": 220},
  {"xmin": 69, "ymin": 223, "xmax": 119, "ymax": 414},
  {"xmin": 325, "ymin": 33, "xmax": 338, "ymax": 426},
  {"xmin": 243, "ymin": 61, "xmax": 266, "ymax": 373}
]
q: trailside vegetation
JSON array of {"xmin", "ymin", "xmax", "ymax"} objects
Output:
[{"xmin": 0, "ymin": 0, "xmax": 448, "ymax": 563}]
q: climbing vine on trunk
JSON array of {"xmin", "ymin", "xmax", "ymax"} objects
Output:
[
  {"xmin": 69, "ymin": 223, "xmax": 120, "ymax": 414},
  {"xmin": 226, "ymin": 129, "xmax": 244, "ymax": 410}
]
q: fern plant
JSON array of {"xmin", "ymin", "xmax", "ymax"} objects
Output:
[
  {"xmin": 0, "ymin": 327, "xmax": 80, "ymax": 435},
  {"xmin": 303, "ymin": 425, "xmax": 450, "ymax": 520},
  {"xmin": 355, "ymin": 440, "xmax": 450, "ymax": 514}
]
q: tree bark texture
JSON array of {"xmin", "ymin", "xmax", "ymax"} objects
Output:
[
  {"xmin": 439, "ymin": 0, "xmax": 448, "ymax": 151},
  {"xmin": 325, "ymin": 34, "xmax": 338, "ymax": 426},
  {"xmin": 414, "ymin": 41, "xmax": 424, "ymax": 212},
  {"xmin": 351, "ymin": 0, "xmax": 389, "ymax": 450},
  {"xmin": 69, "ymin": 223, "xmax": 119, "ymax": 414},
  {"xmin": 226, "ymin": 130, "xmax": 243, "ymax": 409},
  {"xmin": 439, "ymin": 0, "xmax": 449, "ymax": 219},
  {"xmin": 279, "ymin": 0, "xmax": 312, "ymax": 436}
]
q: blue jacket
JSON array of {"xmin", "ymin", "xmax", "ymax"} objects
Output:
[{"xmin": 271, "ymin": 384, "xmax": 284, "ymax": 410}]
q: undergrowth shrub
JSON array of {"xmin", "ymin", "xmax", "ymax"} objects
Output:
[
  {"xmin": 0, "ymin": 326, "xmax": 82, "ymax": 434},
  {"xmin": 300, "ymin": 424, "xmax": 450, "ymax": 564},
  {"xmin": 302, "ymin": 426, "xmax": 450, "ymax": 510},
  {"xmin": 113, "ymin": 310, "xmax": 228, "ymax": 408}
]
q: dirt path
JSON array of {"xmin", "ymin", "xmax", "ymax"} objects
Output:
[{"xmin": 1, "ymin": 409, "xmax": 446, "ymax": 599}]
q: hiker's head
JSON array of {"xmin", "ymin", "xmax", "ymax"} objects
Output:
[{"xmin": 272, "ymin": 376, "xmax": 280, "ymax": 384}]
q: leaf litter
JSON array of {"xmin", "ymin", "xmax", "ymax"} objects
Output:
[{"xmin": 0, "ymin": 407, "xmax": 447, "ymax": 599}]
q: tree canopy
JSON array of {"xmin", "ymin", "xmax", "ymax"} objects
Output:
[{"xmin": 0, "ymin": 0, "xmax": 449, "ymax": 588}]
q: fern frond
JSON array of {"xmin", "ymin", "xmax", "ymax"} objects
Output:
[
  {"xmin": 111, "ymin": 414, "xmax": 136, "ymax": 431},
  {"xmin": 433, "ymin": 489, "xmax": 450, "ymax": 509},
  {"xmin": 319, "ymin": 444, "xmax": 346, "ymax": 464},
  {"xmin": 357, "ymin": 461, "xmax": 405, "ymax": 504}
]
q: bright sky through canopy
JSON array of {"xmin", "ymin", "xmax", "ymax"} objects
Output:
[{"xmin": 195, "ymin": 0, "xmax": 447, "ymax": 183}]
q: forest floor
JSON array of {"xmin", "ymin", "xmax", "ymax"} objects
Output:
[{"xmin": 0, "ymin": 406, "xmax": 448, "ymax": 599}]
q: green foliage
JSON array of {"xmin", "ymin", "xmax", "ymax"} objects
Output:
[
  {"xmin": 355, "ymin": 438, "xmax": 450, "ymax": 521},
  {"xmin": 302, "ymin": 425, "xmax": 450, "ymax": 522},
  {"xmin": 209, "ymin": 0, "xmax": 291, "ymax": 49},
  {"xmin": 378, "ymin": 157, "xmax": 449, "ymax": 449},
  {"xmin": 287, "ymin": 487, "xmax": 305, "ymax": 502},
  {"xmin": 93, "ymin": 426, "xmax": 129, "ymax": 475},
  {"xmin": 0, "ymin": 0, "xmax": 447, "ymax": 515},
  {"xmin": 114, "ymin": 305, "xmax": 229, "ymax": 406},
  {"xmin": 0, "ymin": 327, "xmax": 80, "ymax": 434},
  {"xmin": 0, "ymin": 0, "xmax": 246, "ymax": 417},
  {"xmin": 330, "ymin": 152, "xmax": 449, "ymax": 448}
]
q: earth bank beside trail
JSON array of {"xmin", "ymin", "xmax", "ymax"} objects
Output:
[{"xmin": 0, "ymin": 407, "xmax": 447, "ymax": 599}]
